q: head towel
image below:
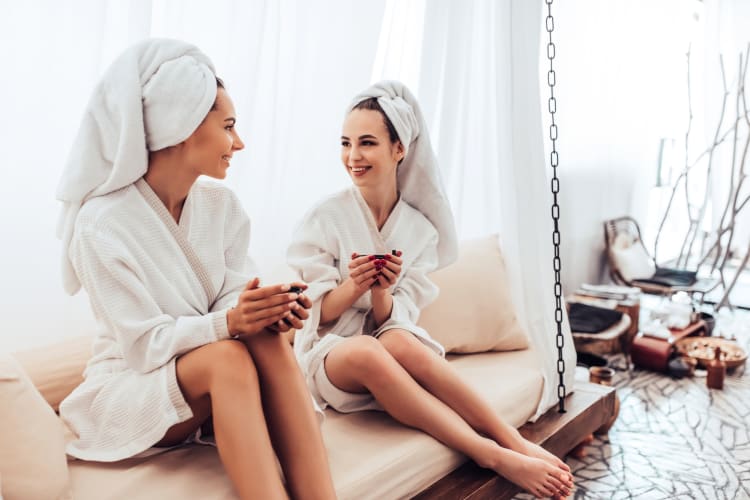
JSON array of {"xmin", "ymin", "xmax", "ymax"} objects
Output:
[
  {"xmin": 56, "ymin": 38, "xmax": 217, "ymax": 294},
  {"xmin": 348, "ymin": 80, "xmax": 457, "ymax": 269}
]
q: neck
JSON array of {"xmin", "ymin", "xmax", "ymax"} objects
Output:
[
  {"xmin": 144, "ymin": 150, "xmax": 198, "ymax": 222},
  {"xmin": 359, "ymin": 182, "xmax": 399, "ymax": 230}
]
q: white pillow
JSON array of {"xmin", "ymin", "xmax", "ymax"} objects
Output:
[{"xmin": 611, "ymin": 236, "xmax": 656, "ymax": 281}]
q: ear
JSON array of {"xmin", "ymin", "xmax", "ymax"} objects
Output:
[{"xmin": 395, "ymin": 141, "xmax": 405, "ymax": 160}]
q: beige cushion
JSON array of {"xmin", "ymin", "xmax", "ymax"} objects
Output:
[
  {"xmin": 14, "ymin": 335, "xmax": 92, "ymax": 412},
  {"xmin": 0, "ymin": 354, "xmax": 70, "ymax": 500},
  {"xmin": 66, "ymin": 348, "xmax": 542, "ymax": 500},
  {"xmin": 418, "ymin": 234, "xmax": 530, "ymax": 353}
]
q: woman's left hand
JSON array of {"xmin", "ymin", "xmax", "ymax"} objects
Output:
[
  {"xmin": 371, "ymin": 253, "xmax": 402, "ymax": 292},
  {"xmin": 267, "ymin": 281, "xmax": 313, "ymax": 332}
]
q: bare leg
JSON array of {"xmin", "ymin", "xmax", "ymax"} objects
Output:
[
  {"xmin": 240, "ymin": 331, "xmax": 336, "ymax": 500},
  {"xmin": 156, "ymin": 340, "xmax": 287, "ymax": 500},
  {"xmin": 378, "ymin": 330, "xmax": 573, "ymax": 497},
  {"xmin": 325, "ymin": 336, "xmax": 566, "ymax": 498}
]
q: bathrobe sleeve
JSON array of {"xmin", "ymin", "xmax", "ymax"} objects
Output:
[
  {"xmin": 72, "ymin": 226, "xmax": 232, "ymax": 374},
  {"xmin": 211, "ymin": 192, "xmax": 259, "ymax": 312},
  {"xmin": 287, "ymin": 213, "xmax": 341, "ymax": 303},
  {"xmin": 388, "ymin": 230, "xmax": 440, "ymax": 325},
  {"xmin": 287, "ymin": 212, "xmax": 344, "ymax": 355}
]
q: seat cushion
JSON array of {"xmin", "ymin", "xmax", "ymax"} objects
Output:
[
  {"xmin": 14, "ymin": 335, "xmax": 92, "ymax": 413},
  {"xmin": 67, "ymin": 348, "xmax": 542, "ymax": 500},
  {"xmin": 0, "ymin": 354, "xmax": 70, "ymax": 500}
]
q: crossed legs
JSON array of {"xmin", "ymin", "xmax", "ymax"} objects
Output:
[
  {"xmin": 157, "ymin": 335, "xmax": 335, "ymax": 500},
  {"xmin": 324, "ymin": 330, "xmax": 573, "ymax": 499}
]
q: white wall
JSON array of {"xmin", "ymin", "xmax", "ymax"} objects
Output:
[{"xmin": 548, "ymin": 0, "xmax": 699, "ymax": 290}]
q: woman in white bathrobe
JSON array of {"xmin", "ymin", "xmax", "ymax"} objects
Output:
[
  {"xmin": 288, "ymin": 81, "xmax": 573, "ymax": 499},
  {"xmin": 57, "ymin": 39, "xmax": 335, "ymax": 500}
]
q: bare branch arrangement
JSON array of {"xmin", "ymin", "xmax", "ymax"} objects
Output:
[{"xmin": 654, "ymin": 45, "xmax": 750, "ymax": 310}]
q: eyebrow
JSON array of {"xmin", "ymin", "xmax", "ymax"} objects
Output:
[
  {"xmin": 225, "ymin": 118, "xmax": 236, "ymax": 124},
  {"xmin": 341, "ymin": 134, "xmax": 378, "ymax": 140}
]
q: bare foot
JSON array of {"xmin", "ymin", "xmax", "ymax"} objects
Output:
[
  {"xmin": 524, "ymin": 441, "xmax": 571, "ymax": 474},
  {"xmin": 516, "ymin": 441, "xmax": 573, "ymax": 497},
  {"xmin": 491, "ymin": 450, "xmax": 570, "ymax": 499}
]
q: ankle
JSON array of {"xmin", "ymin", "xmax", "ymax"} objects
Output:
[{"xmin": 475, "ymin": 439, "xmax": 512, "ymax": 470}]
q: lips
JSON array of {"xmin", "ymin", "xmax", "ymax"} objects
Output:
[{"xmin": 349, "ymin": 166, "xmax": 371, "ymax": 176}]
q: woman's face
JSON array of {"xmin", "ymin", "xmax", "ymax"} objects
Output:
[
  {"xmin": 183, "ymin": 87, "xmax": 245, "ymax": 179},
  {"xmin": 341, "ymin": 109, "xmax": 403, "ymax": 189}
]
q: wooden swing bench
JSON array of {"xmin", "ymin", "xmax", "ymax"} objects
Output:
[
  {"xmin": 7, "ymin": 234, "xmax": 614, "ymax": 500},
  {"xmin": 415, "ymin": 383, "xmax": 615, "ymax": 499}
]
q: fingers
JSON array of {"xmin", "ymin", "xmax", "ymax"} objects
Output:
[
  {"xmin": 377, "ymin": 265, "xmax": 398, "ymax": 285},
  {"xmin": 244, "ymin": 277, "xmax": 261, "ymax": 291},
  {"xmin": 241, "ymin": 301, "xmax": 296, "ymax": 322},
  {"xmin": 239, "ymin": 290, "xmax": 300, "ymax": 312},
  {"xmin": 350, "ymin": 266, "xmax": 380, "ymax": 287},
  {"xmin": 289, "ymin": 281, "xmax": 308, "ymax": 292},
  {"xmin": 243, "ymin": 282, "xmax": 294, "ymax": 301},
  {"xmin": 291, "ymin": 303, "xmax": 310, "ymax": 320},
  {"xmin": 284, "ymin": 308, "xmax": 306, "ymax": 329},
  {"xmin": 296, "ymin": 293, "xmax": 313, "ymax": 309},
  {"xmin": 348, "ymin": 255, "xmax": 372, "ymax": 270}
]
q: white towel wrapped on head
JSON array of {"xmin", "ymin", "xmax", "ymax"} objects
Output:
[
  {"xmin": 56, "ymin": 38, "xmax": 217, "ymax": 294},
  {"xmin": 349, "ymin": 81, "xmax": 457, "ymax": 269}
]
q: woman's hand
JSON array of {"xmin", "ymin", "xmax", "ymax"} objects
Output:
[
  {"xmin": 267, "ymin": 282, "xmax": 312, "ymax": 333},
  {"xmin": 371, "ymin": 252, "xmax": 402, "ymax": 293},
  {"xmin": 227, "ymin": 278, "xmax": 308, "ymax": 337},
  {"xmin": 347, "ymin": 253, "xmax": 380, "ymax": 294}
]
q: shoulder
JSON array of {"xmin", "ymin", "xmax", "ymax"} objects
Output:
[
  {"xmin": 191, "ymin": 180, "xmax": 245, "ymax": 213},
  {"xmin": 297, "ymin": 187, "xmax": 353, "ymax": 225},
  {"xmin": 75, "ymin": 185, "xmax": 140, "ymax": 237}
]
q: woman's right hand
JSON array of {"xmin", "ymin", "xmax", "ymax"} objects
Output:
[
  {"xmin": 227, "ymin": 278, "xmax": 304, "ymax": 337},
  {"xmin": 347, "ymin": 253, "xmax": 380, "ymax": 295}
]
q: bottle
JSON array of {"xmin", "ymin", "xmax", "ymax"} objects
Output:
[{"xmin": 706, "ymin": 346, "xmax": 726, "ymax": 390}]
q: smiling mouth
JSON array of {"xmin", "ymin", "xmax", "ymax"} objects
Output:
[
  {"xmin": 222, "ymin": 155, "xmax": 232, "ymax": 163},
  {"xmin": 349, "ymin": 166, "xmax": 371, "ymax": 173}
]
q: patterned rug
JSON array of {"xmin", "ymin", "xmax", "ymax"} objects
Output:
[{"xmin": 516, "ymin": 310, "xmax": 750, "ymax": 500}]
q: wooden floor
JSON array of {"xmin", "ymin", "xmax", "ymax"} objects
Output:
[{"xmin": 413, "ymin": 382, "xmax": 616, "ymax": 500}]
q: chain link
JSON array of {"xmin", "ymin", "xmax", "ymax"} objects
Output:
[{"xmin": 546, "ymin": 0, "xmax": 566, "ymax": 413}]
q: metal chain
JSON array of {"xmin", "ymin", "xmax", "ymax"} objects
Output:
[{"xmin": 545, "ymin": 0, "xmax": 566, "ymax": 414}]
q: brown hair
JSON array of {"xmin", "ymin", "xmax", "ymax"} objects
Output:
[
  {"xmin": 210, "ymin": 77, "xmax": 225, "ymax": 111},
  {"xmin": 351, "ymin": 98, "xmax": 400, "ymax": 144}
]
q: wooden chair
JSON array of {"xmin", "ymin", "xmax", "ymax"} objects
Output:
[{"xmin": 603, "ymin": 216, "xmax": 718, "ymax": 304}]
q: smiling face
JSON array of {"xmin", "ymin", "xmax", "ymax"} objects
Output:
[
  {"xmin": 341, "ymin": 108, "xmax": 404, "ymax": 189},
  {"xmin": 182, "ymin": 87, "xmax": 245, "ymax": 179}
]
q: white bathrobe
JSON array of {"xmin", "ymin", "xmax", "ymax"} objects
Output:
[
  {"xmin": 59, "ymin": 179, "xmax": 255, "ymax": 462},
  {"xmin": 287, "ymin": 186, "xmax": 445, "ymax": 410}
]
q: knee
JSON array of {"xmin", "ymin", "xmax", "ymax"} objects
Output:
[
  {"xmin": 341, "ymin": 336, "xmax": 392, "ymax": 379},
  {"xmin": 381, "ymin": 331, "xmax": 436, "ymax": 374},
  {"xmin": 205, "ymin": 340, "xmax": 258, "ymax": 387},
  {"xmin": 243, "ymin": 330, "xmax": 297, "ymax": 367}
]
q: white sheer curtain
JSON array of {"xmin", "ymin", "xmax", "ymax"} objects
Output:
[
  {"xmin": 0, "ymin": 1, "xmax": 385, "ymax": 352},
  {"xmin": 372, "ymin": 0, "xmax": 574, "ymax": 417},
  {"xmin": 0, "ymin": 1, "xmax": 153, "ymax": 352},
  {"xmin": 1, "ymin": 1, "xmax": 575, "ymax": 418}
]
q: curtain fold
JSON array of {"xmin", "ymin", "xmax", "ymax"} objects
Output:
[{"xmin": 415, "ymin": 0, "xmax": 575, "ymax": 419}]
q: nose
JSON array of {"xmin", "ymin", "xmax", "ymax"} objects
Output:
[
  {"xmin": 348, "ymin": 143, "xmax": 362, "ymax": 161},
  {"xmin": 232, "ymin": 130, "xmax": 245, "ymax": 151}
]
